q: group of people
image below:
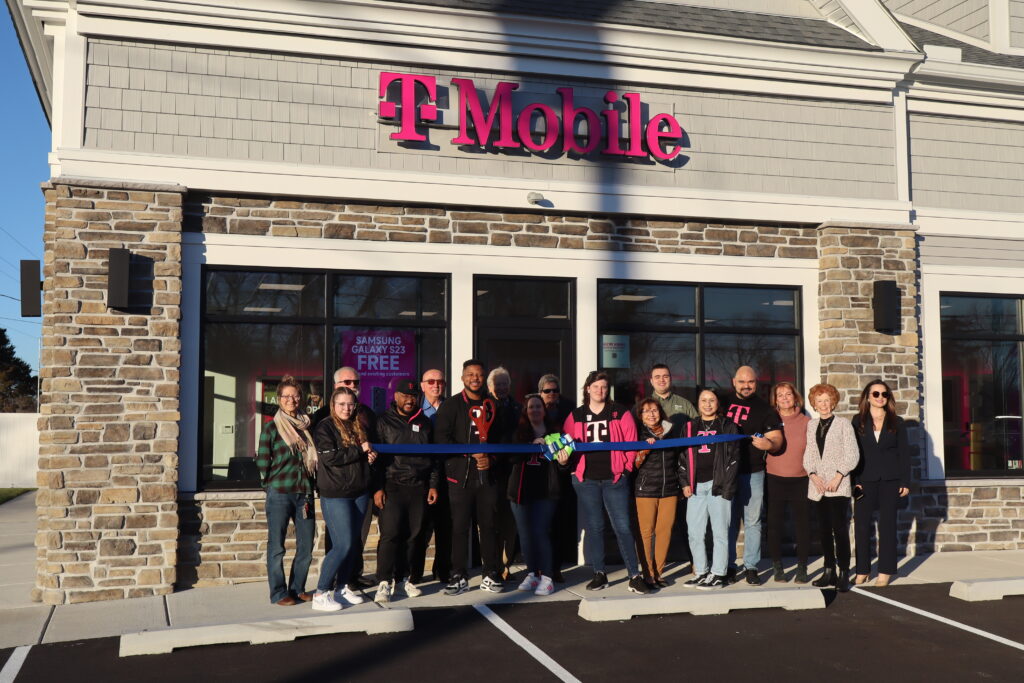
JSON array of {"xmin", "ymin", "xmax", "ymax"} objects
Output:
[{"xmin": 256, "ymin": 360, "xmax": 913, "ymax": 610}]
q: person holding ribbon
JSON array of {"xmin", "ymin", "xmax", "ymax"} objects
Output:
[
  {"xmin": 435, "ymin": 359, "xmax": 504, "ymax": 595},
  {"xmin": 256, "ymin": 375, "xmax": 317, "ymax": 606},
  {"xmin": 681, "ymin": 389, "xmax": 741, "ymax": 590},
  {"xmin": 803, "ymin": 383, "xmax": 860, "ymax": 593},
  {"xmin": 311, "ymin": 386, "xmax": 375, "ymax": 611},
  {"xmin": 508, "ymin": 393, "xmax": 562, "ymax": 596},
  {"xmin": 766, "ymin": 381, "xmax": 812, "ymax": 583},
  {"xmin": 633, "ymin": 398, "xmax": 687, "ymax": 588},
  {"xmin": 563, "ymin": 371, "xmax": 650, "ymax": 594}
]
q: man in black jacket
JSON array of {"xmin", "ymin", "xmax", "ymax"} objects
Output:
[
  {"xmin": 434, "ymin": 359, "xmax": 504, "ymax": 595},
  {"xmin": 372, "ymin": 379, "xmax": 439, "ymax": 605}
]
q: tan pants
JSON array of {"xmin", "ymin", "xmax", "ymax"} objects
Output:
[{"xmin": 635, "ymin": 496, "xmax": 678, "ymax": 580}]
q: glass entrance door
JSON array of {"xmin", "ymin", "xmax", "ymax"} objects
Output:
[{"xmin": 474, "ymin": 276, "xmax": 575, "ymax": 402}]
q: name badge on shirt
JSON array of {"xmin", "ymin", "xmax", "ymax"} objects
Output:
[{"xmin": 412, "ymin": 424, "xmax": 421, "ymax": 433}]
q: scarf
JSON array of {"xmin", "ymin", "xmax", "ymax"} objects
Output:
[{"xmin": 274, "ymin": 409, "xmax": 318, "ymax": 476}]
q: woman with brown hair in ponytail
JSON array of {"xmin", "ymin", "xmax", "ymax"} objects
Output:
[
  {"xmin": 311, "ymin": 386, "xmax": 377, "ymax": 611},
  {"xmin": 851, "ymin": 379, "xmax": 912, "ymax": 587},
  {"xmin": 256, "ymin": 375, "xmax": 318, "ymax": 606}
]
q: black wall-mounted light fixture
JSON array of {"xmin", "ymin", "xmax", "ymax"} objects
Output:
[
  {"xmin": 19, "ymin": 260, "xmax": 41, "ymax": 317},
  {"xmin": 108, "ymin": 248, "xmax": 131, "ymax": 309},
  {"xmin": 873, "ymin": 280, "xmax": 900, "ymax": 333}
]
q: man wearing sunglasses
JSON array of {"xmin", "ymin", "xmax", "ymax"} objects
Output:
[
  {"xmin": 420, "ymin": 369, "xmax": 446, "ymax": 423},
  {"xmin": 311, "ymin": 366, "xmax": 379, "ymax": 591},
  {"xmin": 414, "ymin": 368, "xmax": 452, "ymax": 584}
]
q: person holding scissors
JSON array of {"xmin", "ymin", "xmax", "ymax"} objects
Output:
[{"xmin": 435, "ymin": 359, "xmax": 504, "ymax": 595}]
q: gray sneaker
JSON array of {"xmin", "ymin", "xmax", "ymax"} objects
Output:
[{"xmin": 444, "ymin": 575, "xmax": 469, "ymax": 596}]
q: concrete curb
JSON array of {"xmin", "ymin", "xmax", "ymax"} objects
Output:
[
  {"xmin": 119, "ymin": 608, "xmax": 414, "ymax": 656},
  {"xmin": 578, "ymin": 586, "xmax": 826, "ymax": 621},
  {"xmin": 949, "ymin": 578, "xmax": 1024, "ymax": 602}
]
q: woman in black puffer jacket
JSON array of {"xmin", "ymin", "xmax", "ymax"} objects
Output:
[{"xmin": 633, "ymin": 398, "xmax": 687, "ymax": 588}]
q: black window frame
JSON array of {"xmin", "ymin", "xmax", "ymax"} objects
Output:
[
  {"xmin": 596, "ymin": 278, "xmax": 803, "ymax": 402},
  {"xmin": 198, "ymin": 264, "xmax": 451, "ymax": 491},
  {"xmin": 939, "ymin": 291, "xmax": 1024, "ymax": 479}
]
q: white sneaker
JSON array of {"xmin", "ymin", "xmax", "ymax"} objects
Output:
[
  {"xmin": 374, "ymin": 581, "xmax": 392, "ymax": 605},
  {"xmin": 338, "ymin": 586, "xmax": 365, "ymax": 605},
  {"xmin": 480, "ymin": 576, "xmax": 504, "ymax": 593},
  {"xmin": 402, "ymin": 580, "xmax": 422, "ymax": 598},
  {"xmin": 312, "ymin": 591, "xmax": 342, "ymax": 612},
  {"xmin": 518, "ymin": 574, "xmax": 540, "ymax": 591},
  {"xmin": 534, "ymin": 575, "xmax": 554, "ymax": 596}
]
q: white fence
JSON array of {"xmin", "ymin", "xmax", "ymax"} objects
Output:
[{"xmin": 0, "ymin": 413, "xmax": 39, "ymax": 488}]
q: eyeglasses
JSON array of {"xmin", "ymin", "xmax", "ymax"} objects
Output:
[
  {"xmin": 340, "ymin": 379, "xmax": 360, "ymax": 387},
  {"xmin": 334, "ymin": 401, "xmax": 356, "ymax": 408},
  {"xmin": 279, "ymin": 394, "xmax": 300, "ymax": 402},
  {"xmin": 541, "ymin": 388, "xmax": 559, "ymax": 394},
  {"xmin": 871, "ymin": 391, "xmax": 890, "ymax": 399},
  {"xmin": 423, "ymin": 379, "xmax": 446, "ymax": 386}
]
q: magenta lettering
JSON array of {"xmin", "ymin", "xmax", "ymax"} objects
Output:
[
  {"xmin": 726, "ymin": 404, "xmax": 751, "ymax": 425},
  {"xmin": 378, "ymin": 72, "xmax": 686, "ymax": 160},
  {"xmin": 697, "ymin": 429, "xmax": 717, "ymax": 454}
]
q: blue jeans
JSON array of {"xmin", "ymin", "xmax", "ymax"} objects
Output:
[
  {"xmin": 572, "ymin": 476, "xmax": 640, "ymax": 577},
  {"xmin": 686, "ymin": 480, "xmax": 731, "ymax": 576},
  {"xmin": 511, "ymin": 499, "xmax": 557, "ymax": 577},
  {"xmin": 318, "ymin": 494, "xmax": 370, "ymax": 593},
  {"xmin": 730, "ymin": 470, "xmax": 765, "ymax": 570},
  {"xmin": 265, "ymin": 489, "xmax": 316, "ymax": 604}
]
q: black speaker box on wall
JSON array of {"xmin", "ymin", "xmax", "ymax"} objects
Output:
[
  {"xmin": 108, "ymin": 248, "xmax": 131, "ymax": 309},
  {"xmin": 873, "ymin": 280, "xmax": 900, "ymax": 332},
  {"xmin": 20, "ymin": 260, "xmax": 41, "ymax": 317}
]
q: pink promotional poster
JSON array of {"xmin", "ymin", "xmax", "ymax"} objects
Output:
[{"xmin": 339, "ymin": 329, "xmax": 417, "ymax": 413}]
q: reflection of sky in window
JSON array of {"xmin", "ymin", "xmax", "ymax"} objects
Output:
[
  {"xmin": 703, "ymin": 287, "xmax": 796, "ymax": 329},
  {"xmin": 599, "ymin": 283, "xmax": 696, "ymax": 326},
  {"xmin": 334, "ymin": 276, "xmax": 446, "ymax": 321},
  {"xmin": 476, "ymin": 278, "xmax": 570, "ymax": 320},
  {"xmin": 206, "ymin": 272, "xmax": 324, "ymax": 317},
  {"xmin": 940, "ymin": 296, "xmax": 1020, "ymax": 336}
]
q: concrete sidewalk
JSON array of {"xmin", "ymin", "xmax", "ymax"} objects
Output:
[{"xmin": 3, "ymin": 486, "xmax": 1024, "ymax": 649}]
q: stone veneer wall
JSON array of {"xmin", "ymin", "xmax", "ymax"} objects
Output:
[{"xmin": 35, "ymin": 178, "xmax": 183, "ymax": 604}]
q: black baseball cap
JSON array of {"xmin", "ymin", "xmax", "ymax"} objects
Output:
[{"xmin": 393, "ymin": 378, "xmax": 421, "ymax": 396}]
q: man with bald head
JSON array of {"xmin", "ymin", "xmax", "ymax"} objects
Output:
[{"xmin": 722, "ymin": 366, "xmax": 783, "ymax": 586}]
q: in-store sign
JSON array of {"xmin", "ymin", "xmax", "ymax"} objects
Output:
[{"xmin": 378, "ymin": 72, "xmax": 686, "ymax": 161}]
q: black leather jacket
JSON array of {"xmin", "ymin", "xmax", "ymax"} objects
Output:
[
  {"xmin": 313, "ymin": 419, "xmax": 371, "ymax": 498},
  {"xmin": 678, "ymin": 417, "xmax": 741, "ymax": 501},
  {"xmin": 634, "ymin": 421, "xmax": 687, "ymax": 498},
  {"xmin": 375, "ymin": 404, "xmax": 440, "ymax": 490}
]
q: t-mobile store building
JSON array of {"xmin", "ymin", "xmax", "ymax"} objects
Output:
[{"xmin": 11, "ymin": 0, "xmax": 1024, "ymax": 604}]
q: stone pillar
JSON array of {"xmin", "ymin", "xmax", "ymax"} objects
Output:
[
  {"xmin": 35, "ymin": 178, "xmax": 184, "ymax": 604},
  {"xmin": 817, "ymin": 221, "xmax": 920, "ymax": 419}
]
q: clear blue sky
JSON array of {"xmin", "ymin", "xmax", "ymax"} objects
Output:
[{"xmin": 1, "ymin": 8, "xmax": 53, "ymax": 373}]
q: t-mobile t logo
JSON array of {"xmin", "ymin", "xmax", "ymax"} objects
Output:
[
  {"xmin": 697, "ymin": 429, "xmax": 717, "ymax": 454},
  {"xmin": 726, "ymin": 404, "xmax": 750, "ymax": 425},
  {"xmin": 585, "ymin": 420, "xmax": 610, "ymax": 442}
]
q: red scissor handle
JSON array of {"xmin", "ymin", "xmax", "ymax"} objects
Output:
[{"xmin": 469, "ymin": 398, "xmax": 496, "ymax": 443}]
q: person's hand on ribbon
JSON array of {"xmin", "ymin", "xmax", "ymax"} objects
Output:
[
  {"xmin": 555, "ymin": 449, "xmax": 570, "ymax": 466},
  {"xmin": 362, "ymin": 441, "xmax": 377, "ymax": 465}
]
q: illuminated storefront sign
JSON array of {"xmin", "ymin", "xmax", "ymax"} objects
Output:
[{"xmin": 378, "ymin": 72, "xmax": 686, "ymax": 161}]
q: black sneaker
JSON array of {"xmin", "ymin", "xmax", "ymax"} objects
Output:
[
  {"xmin": 443, "ymin": 575, "xmax": 468, "ymax": 596},
  {"xmin": 684, "ymin": 573, "xmax": 710, "ymax": 588},
  {"xmin": 586, "ymin": 572, "xmax": 608, "ymax": 591},
  {"xmin": 745, "ymin": 569, "xmax": 761, "ymax": 585},
  {"xmin": 697, "ymin": 575, "xmax": 727, "ymax": 590},
  {"xmin": 725, "ymin": 566, "xmax": 738, "ymax": 584},
  {"xmin": 627, "ymin": 575, "xmax": 652, "ymax": 595}
]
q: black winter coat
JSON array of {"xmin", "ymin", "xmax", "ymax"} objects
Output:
[
  {"xmin": 434, "ymin": 391, "xmax": 489, "ymax": 486},
  {"xmin": 634, "ymin": 420, "xmax": 687, "ymax": 498},
  {"xmin": 679, "ymin": 417, "xmax": 741, "ymax": 501},
  {"xmin": 375, "ymin": 404, "xmax": 440, "ymax": 490},
  {"xmin": 313, "ymin": 419, "xmax": 371, "ymax": 498}
]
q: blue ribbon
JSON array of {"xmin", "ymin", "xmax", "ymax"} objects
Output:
[{"xmin": 372, "ymin": 433, "xmax": 748, "ymax": 455}]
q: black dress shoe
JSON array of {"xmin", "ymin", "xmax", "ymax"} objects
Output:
[
  {"xmin": 745, "ymin": 569, "xmax": 761, "ymax": 585},
  {"xmin": 836, "ymin": 569, "xmax": 850, "ymax": 593},
  {"xmin": 812, "ymin": 568, "xmax": 836, "ymax": 588}
]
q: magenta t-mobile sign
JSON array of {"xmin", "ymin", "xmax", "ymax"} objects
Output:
[{"xmin": 378, "ymin": 72, "xmax": 686, "ymax": 161}]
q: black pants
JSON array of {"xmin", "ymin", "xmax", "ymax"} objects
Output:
[
  {"xmin": 412, "ymin": 483, "xmax": 451, "ymax": 583},
  {"xmin": 816, "ymin": 496, "xmax": 850, "ymax": 570},
  {"xmin": 766, "ymin": 474, "xmax": 810, "ymax": 564},
  {"xmin": 854, "ymin": 479, "xmax": 900, "ymax": 575},
  {"xmin": 376, "ymin": 481, "xmax": 430, "ymax": 582},
  {"xmin": 493, "ymin": 465, "xmax": 519, "ymax": 573},
  {"xmin": 551, "ymin": 469, "xmax": 578, "ymax": 574},
  {"xmin": 449, "ymin": 477, "xmax": 500, "ymax": 578}
]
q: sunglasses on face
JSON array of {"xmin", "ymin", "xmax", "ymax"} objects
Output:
[
  {"xmin": 340, "ymin": 379, "xmax": 360, "ymax": 387},
  {"xmin": 871, "ymin": 391, "xmax": 890, "ymax": 399},
  {"xmin": 541, "ymin": 388, "xmax": 559, "ymax": 394},
  {"xmin": 423, "ymin": 379, "xmax": 445, "ymax": 386}
]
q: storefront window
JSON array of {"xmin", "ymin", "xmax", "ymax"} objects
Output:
[
  {"xmin": 598, "ymin": 281, "xmax": 800, "ymax": 405},
  {"xmin": 200, "ymin": 268, "xmax": 448, "ymax": 489},
  {"xmin": 941, "ymin": 294, "xmax": 1024, "ymax": 476}
]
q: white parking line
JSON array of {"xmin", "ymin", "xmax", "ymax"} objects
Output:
[
  {"xmin": 852, "ymin": 587, "xmax": 1024, "ymax": 652},
  {"xmin": 473, "ymin": 604, "xmax": 581, "ymax": 683},
  {"xmin": 0, "ymin": 646, "xmax": 31, "ymax": 683}
]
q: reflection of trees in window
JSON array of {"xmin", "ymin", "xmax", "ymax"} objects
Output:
[{"xmin": 704, "ymin": 334, "xmax": 796, "ymax": 396}]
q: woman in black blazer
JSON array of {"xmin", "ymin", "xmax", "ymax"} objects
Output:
[{"xmin": 851, "ymin": 380, "xmax": 911, "ymax": 587}]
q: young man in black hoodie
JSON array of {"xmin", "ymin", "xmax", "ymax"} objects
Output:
[
  {"xmin": 372, "ymin": 379, "xmax": 439, "ymax": 605},
  {"xmin": 434, "ymin": 359, "xmax": 504, "ymax": 595}
]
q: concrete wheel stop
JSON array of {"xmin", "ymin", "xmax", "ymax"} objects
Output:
[
  {"xmin": 949, "ymin": 578, "xmax": 1024, "ymax": 602},
  {"xmin": 119, "ymin": 608, "xmax": 414, "ymax": 656},
  {"xmin": 577, "ymin": 586, "xmax": 826, "ymax": 621}
]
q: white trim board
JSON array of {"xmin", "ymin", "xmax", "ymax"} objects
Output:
[{"xmin": 178, "ymin": 233, "xmax": 820, "ymax": 491}]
